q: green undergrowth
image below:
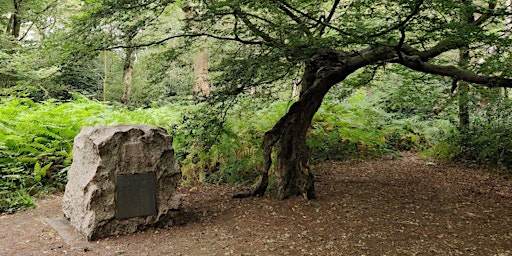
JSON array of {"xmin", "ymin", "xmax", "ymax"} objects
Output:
[
  {"xmin": 424, "ymin": 96, "xmax": 512, "ymax": 170},
  {"xmin": 175, "ymin": 98, "xmax": 289, "ymax": 186},
  {"xmin": 310, "ymin": 89, "xmax": 455, "ymax": 162},
  {"xmin": 0, "ymin": 90, "xmax": 465, "ymax": 213},
  {"xmin": 176, "ymin": 89, "xmax": 457, "ymax": 187}
]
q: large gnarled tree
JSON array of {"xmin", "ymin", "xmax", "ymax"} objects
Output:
[
  {"xmin": 77, "ymin": 0, "xmax": 512, "ymax": 199},
  {"xmin": 185, "ymin": 0, "xmax": 512, "ymax": 199}
]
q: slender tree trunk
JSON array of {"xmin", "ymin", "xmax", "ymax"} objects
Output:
[
  {"xmin": 102, "ymin": 50, "xmax": 107, "ymax": 102},
  {"xmin": 458, "ymin": 48, "xmax": 470, "ymax": 129},
  {"xmin": 457, "ymin": 1, "xmax": 474, "ymax": 129},
  {"xmin": 9, "ymin": 0, "xmax": 22, "ymax": 39},
  {"xmin": 121, "ymin": 48, "xmax": 136, "ymax": 105},
  {"xmin": 458, "ymin": 81, "xmax": 470, "ymax": 128}
]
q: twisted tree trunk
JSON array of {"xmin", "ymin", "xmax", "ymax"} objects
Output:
[
  {"xmin": 272, "ymin": 84, "xmax": 325, "ymax": 199},
  {"xmin": 240, "ymin": 51, "xmax": 363, "ymax": 199},
  {"xmin": 234, "ymin": 49, "xmax": 396, "ymax": 199}
]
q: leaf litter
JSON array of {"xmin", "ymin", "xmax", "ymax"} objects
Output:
[{"xmin": 1, "ymin": 153, "xmax": 512, "ymax": 255}]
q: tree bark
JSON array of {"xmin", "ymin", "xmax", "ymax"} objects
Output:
[
  {"xmin": 120, "ymin": 48, "xmax": 136, "ymax": 105},
  {"xmin": 252, "ymin": 72, "xmax": 331, "ymax": 199},
  {"xmin": 185, "ymin": 1, "xmax": 212, "ymax": 98},
  {"xmin": 272, "ymin": 82, "xmax": 325, "ymax": 199},
  {"xmin": 456, "ymin": 0, "xmax": 476, "ymax": 129},
  {"xmin": 103, "ymin": 50, "xmax": 107, "ymax": 102}
]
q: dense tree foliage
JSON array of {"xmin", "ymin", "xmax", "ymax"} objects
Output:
[{"xmin": 0, "ymin": 0, "xmax": 82, "ymax": 99}]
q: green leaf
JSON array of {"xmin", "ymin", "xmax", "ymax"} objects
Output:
[
  {"xmin": 34, "ymin": 161, "xmax": 51, "ymax": 182},
  {"xmin": 34, "ymin": 162, "xmax": 42, "ymax": 182}
]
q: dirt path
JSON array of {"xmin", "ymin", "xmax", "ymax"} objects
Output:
[{"xmin": 1, "ymin": 154, "xmax": 512, "ymax": 255}]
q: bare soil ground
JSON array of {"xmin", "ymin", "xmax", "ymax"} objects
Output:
[{"xmin": 1, "ymin": 153, "xmax": 512, "ymax": 256}]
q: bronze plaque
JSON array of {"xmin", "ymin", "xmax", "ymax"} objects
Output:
[{"xmin": 116, "ymin": 173, "xmax": 157, "ymax": 219}]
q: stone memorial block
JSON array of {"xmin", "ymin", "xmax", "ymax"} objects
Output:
[{"xmin": 62, "ymin": 125, "xmax": 182, "ymax": 240}]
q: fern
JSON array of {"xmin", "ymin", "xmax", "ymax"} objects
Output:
[{"xmin": 34, "ymin": 161, "xmax": 52, "ymax": 182}]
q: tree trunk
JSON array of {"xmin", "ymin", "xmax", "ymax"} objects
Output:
[
  {"xmin": 458, "ymin": 80, "xmax": 470, "ymax": 129},
  {"xmin": 103, "ymin": 50, "xmax": 107, "ymax": 102},
  {"xmin": 457, "ymin": 48, "xmax": 470, "ymax": 128},
  {"xmin": 121, "ymin": 48, "xmax": 136, "ymax": 105},
  {"xmin": 272, "ymin": 86, "xmax": 326, "ymax": 199},
  {"xmin": 193, "ymin": 50, "xmax": 211, "ymax": 97},
  {"xmin": 232, "ymin": 47, "xmax": 401, "ymax": 199},
  {"xmin": 250, "ymin": 80, "xmax": 328, "ymax": 199},
  {"xmin": 457, "ymin": 2, "xmax": 473, "ymax": 129},
  {"xmin": 184, "ymin": 1, "xmax": 212, "ymax": 97},
  {"xmin": 238, "ymin": 52, "xmax": 362, "ymax": 199},
  {"xmin": 10, "ymin": 0, "xmax": 22, "ymax": 39}
]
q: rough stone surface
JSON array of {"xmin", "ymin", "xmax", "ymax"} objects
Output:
[{"xmin": 62, "ymin": 125, "xmax": 182, "ymax": 241}]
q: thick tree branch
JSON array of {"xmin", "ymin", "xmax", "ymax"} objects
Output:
[
  {"xmin": 399, "ymin": 39, "xmax": 466, "ymax": 61},
  {"xmin": 100, "ymin": 32, "xmax": 263, "ymax": 50},
  {"xmin": 398, "ymin": 56, "xmax": 512, "ymax": 88}
]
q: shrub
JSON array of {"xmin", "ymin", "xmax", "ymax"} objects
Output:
[
  {"xmin": 174, "ymin": 98, "xmax": 286, "ymax": 185},
  {"xmin": 456, "ymin": 97, "xmax": 512, "ymax": 169}
]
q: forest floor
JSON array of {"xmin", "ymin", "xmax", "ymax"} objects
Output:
[{"xmin": 1, "ymin": 153, "xmax": 512, "ymax": 256}]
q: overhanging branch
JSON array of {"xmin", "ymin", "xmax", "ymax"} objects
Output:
[
  {"xmin": 399, "ymin": 1, "xmax": 497, "ymax": 61},
  {"xmin": 398, "ymin": 56, "xmax": 512, "ymax": 88}
]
